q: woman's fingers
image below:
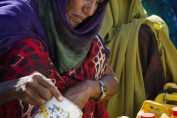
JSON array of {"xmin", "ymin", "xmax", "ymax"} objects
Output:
[
  {"xmin": 26, "ymin": 80, "xmax": 53, "ymax": 101},
  {"xmin": 32, "ymin": 73, "xmax": 63, "ymax": 101},
  {"xmin": 23, "ymin": 86, "xmax": 46, "ymax": 105}
]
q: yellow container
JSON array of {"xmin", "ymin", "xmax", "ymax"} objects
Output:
[
  {"xmin": 136, "ymin": 100, "xmax": 172, "ymax": 118},
  {"xmin": 155, "ymin": 93, "xmax": 177, "ymax": 108}
]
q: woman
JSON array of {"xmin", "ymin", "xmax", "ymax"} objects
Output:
[
  {"xmin": 99, "ymin": 0, "xmax": 177, "ymax": 117},
  {"xmin": 0, "ymin": 0, "xmax": 118, "ymax": 117}
]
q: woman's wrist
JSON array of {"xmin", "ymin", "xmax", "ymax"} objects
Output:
[
  {"xmin": 87, "ymin": 80, "xmax": 101, "ymax": 99},
  {"xmin": 89, "ymin": 80, "xmax": 107, "ymax": 103},
  {"xmin": 89, "ymin": 74, "xmax": 118, "ymax": 102}
]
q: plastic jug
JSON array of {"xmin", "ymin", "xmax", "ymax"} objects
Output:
[
  {"xmin": 136, "ymin": 100, "xmax": 172, "ymax": 118},
  {"xmin": 155, "ymin": 93, "xmax": 177, "ymax": 108}
]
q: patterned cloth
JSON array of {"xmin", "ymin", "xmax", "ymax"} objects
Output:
[{"xmin": 0, "ymin": 37, "xmax": 108, "ymax": 118}]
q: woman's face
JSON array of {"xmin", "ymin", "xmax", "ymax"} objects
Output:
[{"xmin": 67, "ymin": 0, "xmax": 102, "ymax": 28}]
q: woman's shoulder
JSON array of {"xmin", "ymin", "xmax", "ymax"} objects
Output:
[
  {"xmin": 92, "ymin": 35, "xmax": 105, "ymax": 46},
  {"xmin": 0, "ymin": 0, "xmax": 36, "ymax": 20},
  {"xmin": 92, "ymin": 35, "xmax": 110, "ymax": 58}
]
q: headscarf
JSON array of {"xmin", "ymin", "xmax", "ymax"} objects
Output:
[{"xmin": 0, "ymin": 0, "xmax": 109, "ymax": 73}]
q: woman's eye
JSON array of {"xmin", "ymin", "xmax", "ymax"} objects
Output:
[
  {"xmin": 96, "ymin": 0, "xmax": 100, "ymax": 5},
  {"xmin": 96, "ymin": 0, "xmax": 104, "ymax": 5}
]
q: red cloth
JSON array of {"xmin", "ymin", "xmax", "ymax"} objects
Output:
[{"xmin": 0, "ymin": 38, "xmax": 108, "ymax": 118}]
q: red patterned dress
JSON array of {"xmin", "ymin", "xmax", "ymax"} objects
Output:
[{"xmin": 0, "ymin": 36, "xmax": 109, "ymax": 118}]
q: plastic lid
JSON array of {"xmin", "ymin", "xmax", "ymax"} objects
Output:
[
  {"xmin": 172, "ymin": 107, "xmax": 177, "ymax": 116},
  {"xmin": 140, "ymin": 113, "xmax": 155, "ymax": 118}
]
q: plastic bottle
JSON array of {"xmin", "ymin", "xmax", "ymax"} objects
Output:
[
  {"xmin": 172, "ymin": 107, "xmax": 177, "ymax": 118},
  {"xmin": 155, "ymin": 93, "xmax": 177, "ymax": 109},
  {"xmin": 140, "ymin": 113, "xmax": 155, "ymax": 118},
  {"xmin": 136, "ymin": 100, "xmax": 172, "ymax": 118}
]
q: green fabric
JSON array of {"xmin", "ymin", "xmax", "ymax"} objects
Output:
[
  {"xmin": 100, "ymin": 0, "xmax": 146, "ymax": 38},
  {"xmin": 38, "ymin": 0, "xmax": 87, "ymax": 73},
  {"xmin": 99, "ymin": 0, "xmax": 177, "ymax": 117}
]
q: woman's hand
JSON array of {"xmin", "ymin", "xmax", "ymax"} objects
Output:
[
  {"xmin": 14, "ymin": 72, "xmax": 63, "ymax": 106},
  {"xmin": 63, "ymin": 80, "xmax": 98, "ymax": 109}
]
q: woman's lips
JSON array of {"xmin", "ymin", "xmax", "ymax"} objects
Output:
[{"xmin": 72, "ymin": 14, "xmax": 85, "ymax": 24}]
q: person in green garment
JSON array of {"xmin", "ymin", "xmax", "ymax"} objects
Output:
[
  {"xmin": 142, "ymin": 0, "xmax": 177, "ymax": 48},
  {"xmin": 99, "ymin": 0, "xmax": 177, "ymax": 117}
]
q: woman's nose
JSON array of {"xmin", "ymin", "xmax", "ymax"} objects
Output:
[{"xmin": 83, "ymin": 1, "xmax": 97, "ymax": 17}]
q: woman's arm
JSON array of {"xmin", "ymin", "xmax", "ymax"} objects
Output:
[
  {"xmin": 0, "ymin": 72, "xmax": 63, "ymax": 106},
  {"xmin": 63, "ymin": 64, "xmax": 119, "ymax": 109},
  {"xmin": 0, "ymin": 79, "xmax": 17, "ymax": 105}
]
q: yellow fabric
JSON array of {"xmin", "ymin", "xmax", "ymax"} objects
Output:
[
  {"xmin": 145, "ymin": 16, "xmax": 177, "ymax": 83},
  {"xmin": 99, "ymin": 0, "xmax": 177, "ymax": 118}
]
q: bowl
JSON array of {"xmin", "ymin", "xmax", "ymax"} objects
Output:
[{"xmin": 34, "ymin": 97, "xmax": 83, "ymax": 118}]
